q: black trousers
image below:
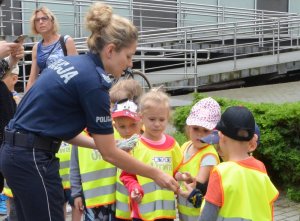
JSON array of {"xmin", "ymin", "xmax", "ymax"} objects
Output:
[{"xmin": 0, "ymin": 143, "xmax": 64, "ymax": 221}]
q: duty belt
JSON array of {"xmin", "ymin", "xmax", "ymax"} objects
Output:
[{"xmin": 4, "ymin": 129, "xmax": 62, "ymax": 153}]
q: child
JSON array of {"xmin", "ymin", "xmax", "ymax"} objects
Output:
[
  {"xmin": 199, "ymin": 106, "xmax": 279, "ymax": 221},
  {"xmin": 120, "ymin": 88, "xmax": 183, "ymax": 221},
  {"xmin": 110, "ymin": 79, "xmax": 143, "ymax": 220},
  {"xmin": 56, "ymin": 141, "xmax": 77, "ymax": 219},
  {"xmin": 176, "ymin": 97, "xmax": 221, "ymax": 221}
]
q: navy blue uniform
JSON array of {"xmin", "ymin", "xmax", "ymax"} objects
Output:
[{"xmin": 0, "ymin": 52, "xmax": 114, "ymax": 221}]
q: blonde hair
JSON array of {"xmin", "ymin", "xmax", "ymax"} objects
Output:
[
  {"xmin": 85, "ymin": 2, "xmax": 138, "ymax": 53},
  {"xmin": 109, "ymin": 79, "xmax": 143, "ymax": 105},
  {"xmin": 30, "ymin": 6, "xmax": 59, "ymax": 35},
  {"xmin": 139, "ymin": 88, "xmax": 170, "ymax": 115}
]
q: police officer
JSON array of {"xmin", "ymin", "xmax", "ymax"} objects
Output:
[{"xmin": 0, "ymin": 3, "xmax": 179, "ymax": 221}]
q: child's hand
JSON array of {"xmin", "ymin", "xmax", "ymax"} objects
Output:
[
  {"xmin": 178, "ymin": 179, "xmax": 197, "ymax": 198},
  {"xmin": 74, "ymin": 196, "xmax": 84, "ymax": 212},
  {"xmin": 131, "ymin": 187, "xmax": 143, "ymax": 203},
  {"xmin": 175, "ymin": 172, "xmax": 195, "ymax": 184}
]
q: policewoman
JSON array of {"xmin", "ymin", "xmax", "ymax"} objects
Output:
[{"xmin": 0, "ymin": 3, "xmax": 179, "ymax": 221}]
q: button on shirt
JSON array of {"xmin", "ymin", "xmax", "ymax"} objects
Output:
[{"xmin": 8, "ymin": 52, "xmax": 113, "ymax": 140}]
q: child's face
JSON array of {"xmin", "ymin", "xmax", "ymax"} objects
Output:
[
  {"xmin": 188, "ymin": 125, "xmax": 211, "ymax": 148},
  {"xmin": 113, "ymin": 117, "xmax": 141, "ymax": 139},
  {"xmin": 141, "ymin": 106, "xmax": 169, "ymax": 141}
]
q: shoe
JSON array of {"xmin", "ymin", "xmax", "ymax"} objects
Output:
[{"xmin": 0, "ymin": 194, "xmax": 7, "ymax": 215}]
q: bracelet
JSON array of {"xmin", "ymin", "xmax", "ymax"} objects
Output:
[{"xmin": 187, "ymin": 188, "xmax": 203, "ymax": 208}]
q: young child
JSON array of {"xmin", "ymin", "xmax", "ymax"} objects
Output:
[
  {"xmin": 199, "ymin": 106, "xmax": 279, "ymax": 221},
  {"xmin": 120, "ymin": 88, "xmax": 183, "ymax": 221},
  {"xmin": 176, "ymin": 97, "xmax": 221, "ymax": 221},
  {"xmin": 110, "ymin": 79, "xmax": 143, "ymax": 220},
  {"xmin": 56, "ymin": 141, "xmax": 76, "ymax": 219}
]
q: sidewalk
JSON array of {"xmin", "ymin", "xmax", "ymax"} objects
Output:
[{"xmin": 274, "ymin": 194, "xmax": 300, "ymax": 221}]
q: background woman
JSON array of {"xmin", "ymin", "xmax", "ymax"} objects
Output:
[{"xmin": 26, "ymin": 6, "xmax": 77, "ymax": 90}]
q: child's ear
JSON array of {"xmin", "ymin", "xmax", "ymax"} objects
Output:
[{"xmin": 248, "ymin": 134, "xmax": 258, "ymax": 153}]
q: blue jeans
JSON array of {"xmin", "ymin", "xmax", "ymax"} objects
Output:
[{"xmin": 0, "ymin": 143, "xmax": 64, "ymax": 221}]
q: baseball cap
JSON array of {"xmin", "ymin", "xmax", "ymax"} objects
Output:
[
  {"xmin": 186, "ymin": 97, "xmax": 221, "ymax": 130},
  {"xmin": 200, "ymin": 130, "xmax": 219, "ymax": 144},
  {"xmin": 216, "ymin": 106, "xmax": 255, "ymax": 141},
  {"xmin": 111, "ymin": 99, "xmax": 140, "ymax": 121},
  {"xmin": 201, "ymin": 123, "xmax": 260, "ymax": 144}
]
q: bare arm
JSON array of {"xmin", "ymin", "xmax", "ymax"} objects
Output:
[
  {"xmin": 65, "ymin": 37, "xmax": 78, "ymax": 56},
  {"xmin": 66, "ymin": 133, "xmax": 96, "ymax": 149},
  {"xmin": 26, "ymin": 44, "xmax": 39, "ymax": 91},
  {"xmin": 196, "ymin": 165, "xmax": 214, "ymax": 184},
  {"xmin": 92, "ymin": 133, "xmax": 179, "ymax": 192}
]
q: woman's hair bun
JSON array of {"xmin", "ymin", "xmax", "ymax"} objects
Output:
[{"xmin": 85, "ymin": 2, "xmax": 113, "ymax": 32}]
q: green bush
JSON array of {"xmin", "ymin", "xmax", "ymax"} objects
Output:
[{"xmin": 172, "ymin": 93, "xmax": 300, "ymax": 202}]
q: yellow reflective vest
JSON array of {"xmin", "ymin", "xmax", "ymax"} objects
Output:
[
  {"xmin": 115, "ymin": 167, "xmax": 131, "ymax": 219},
  {"xmin": 56, "ymin": 142, "xmax": 72, "ymax": 189},
  {"xmin": 202, "ymin": 160, "xmax": 279, "ymax": 221},
  {"xmin": 177, "ymin": 141, "xmax": 220, "ymax": 221},
  {"xmin": 78, "ymin": 145, "xmax": 117, "ymax": 208},
  {"xmin": 132, "ymin": 135, "xmax": 183, "ymax": 220},
  {"xmin": 3, "ymin": 180, "xmax": 13, "ymax": 198}
]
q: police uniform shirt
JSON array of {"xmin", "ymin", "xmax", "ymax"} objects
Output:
[{"xmin": 8, "ymin": 52, "xmax": 113, "ymax": 140}]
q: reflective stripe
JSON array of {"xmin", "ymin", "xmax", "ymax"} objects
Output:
[
  {"xmin": 116, "ymin": 200, "xmax": 130, "ymax": 212},
  {"xmin": 81, "ymin": 167, "xmax": 116, "ymax": 182},
  {"xmin": 139, "ymin": 200, "xmax": 175, "ymax": 214},
  {"xmin": 142, "ymin": 182, "xmax": 163, "ymax": 194},
  {"xmin": 116, "ymin": 182, "xmax": 129, "ymax": 195},
  {"xmin": 84, "ymin": 184, "xmax": 116, "ymax": 199},
  {"xmin": 178, "ymin": 195, "xmax": 193, "ymax": 207},
  {"xmin": 59, "ymin": 160, "xmax": 70, "ymax": 169},
  {"xmin": 60, "ymin": 174, "xmax": 69, "ymax": 182},
  {"xmin": 179, "ymin": 213, "xmax": 199, "ymax": 221},
  {"xmin": 217, "ymin": 217, "xmax": 251, "ymax": 221}
]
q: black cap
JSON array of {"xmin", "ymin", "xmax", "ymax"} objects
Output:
[{"xmin": 216, "ymin": 106, "xmax": 255, "ymax": 141}]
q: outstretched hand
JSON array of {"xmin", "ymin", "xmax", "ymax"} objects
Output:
[
  {"xmin": 153, "ymin": 170, "xmax": 179, "ymax": 193},
  {"xmin": 175, "ymin": 172, "xmax": 195, "ymax": 183}
]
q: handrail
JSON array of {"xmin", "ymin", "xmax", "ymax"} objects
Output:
[
  {"xmin": 2, "ymin": 0, "xmax": 300, "ymax": 37},
  {"xmin": 2, "ymin": 1, "xmax": 299, "ymax": 92}
]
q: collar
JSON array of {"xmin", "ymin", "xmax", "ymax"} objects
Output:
[{"xmin": 87, "ymin": 51, "xmax": 104, "ymax": 69}]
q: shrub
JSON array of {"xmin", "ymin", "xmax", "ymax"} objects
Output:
[{"xmin": 172, "ymin": 93, "xmax": 300, "ymax": 202}]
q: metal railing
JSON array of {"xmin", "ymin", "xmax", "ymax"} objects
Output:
[
  {"xmin": 1, "ymin": 0, "xmax": 299, "ymax": 37},
  {"xmin": 16, "ymin": 15, "xmax": 300, "ymax": 92},
  {"xmin": 1, "ymin": 1, "xmax": 300, "ymax": 92}
]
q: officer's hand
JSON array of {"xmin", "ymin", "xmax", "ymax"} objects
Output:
[
  {"xmin": 74, "ymin": 197, "xmax": 84, "ymax": 211},
  {"xmin": 153, "ymin": 169, "xmax": 179, "ymax": 193},
  {"xmin": 175, "ymin": 172, "xmax": 195, "ymax": 183}
]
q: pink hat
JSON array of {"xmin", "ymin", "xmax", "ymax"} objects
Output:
[
  {"xmin": 111, "ymin": 100, "xmax": 140, "ymax": 121},
  {"xmin": 186, "ymin": 97, "xmax": 221, "ymax": 130}
]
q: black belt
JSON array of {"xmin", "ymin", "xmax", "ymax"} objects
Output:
[{"xmin": 4, "ymin": 129, "xmax": 62, "ymax": 153}]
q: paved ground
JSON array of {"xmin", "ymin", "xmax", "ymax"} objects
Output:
[{"xmin": 170, "ymin": 81, "xmax": 300, "ymax": 107}]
